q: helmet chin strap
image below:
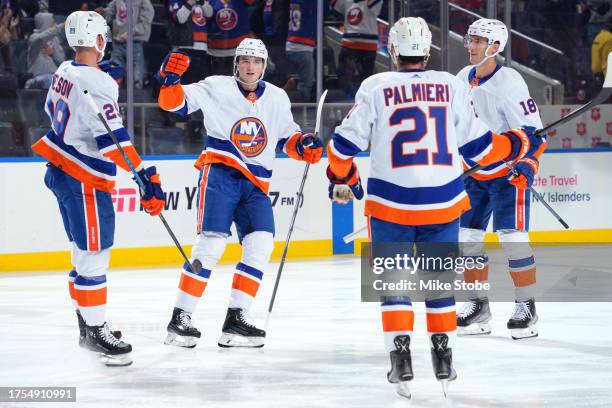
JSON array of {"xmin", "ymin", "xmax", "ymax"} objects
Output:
[{"xmin": 474, "ymin": 44, "xmax": 500, "ymax": 67}]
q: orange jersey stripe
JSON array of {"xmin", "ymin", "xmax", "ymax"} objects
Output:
[
  {"xmin": 159, "ymin": 84, "xmax": 186, "ymax": 112},
  {"xmin": 510, "ymin": 267, "xmax": 536, "ymax": 287},
  {"xmin": 83, "ymin": 184, "xmax": 100, "ymax": 251},
  {"xmin": 287, "ymin": 36, "xmax": 315, "ymax": 46},
  {"xmin": 208, "ymin": 34, "xmax": 252, "ymax": 50},
  {"xmin": 426, "ymin": 311, "xmax": 457, "ymax": 333},
  {"xmin": 232, "ymin": 274, "xmax": 260, "ymax": 298},
  {"xmin": 516, "ymin": 188, "xmax": 526, "ymax": 230},
  {"xmin": 194, "ymin": 32, "xmax": 208, "ymax": 42},
  {"xmin": 382, "ymin": 310, "xmax": 415, "ymax": 332},
  {"xmin": 341, "ymin": 40, "xmax": 378, "ymax": 51},
  {"xmin": 103, "ymin": 145, "xmax": 143, "ymax": 173},
  {"xmin": 32, "ymin": 139, "xmax": 115, "ymax": 192},
  {"xmin": 75, "ymin": 287, "xmax": 107, "ymax": 307},
  {"xmin": 204, "ymin": 151, "xmax": 270, "ymax": 194},
  {"xmin": 365, "ymin": 195, "xmax": 471, "ymax": 226},
  {"xmin": 179, "ymin": 272, "xmax": 208, "ymax": 297},
  {"xmin": 463, "ymin": 265, "xmax": 489, "ymax": 283},
  {"xmin": 197, "ymin": 164, "xmax": 211, "ymax": 235},
  {"xmin": 479, "ymin": 133, "xmax": 512, "ymax": 166},
  {"xmin": 327, "ymin": 143, "xmax": 354, "ymax": 178},
  {"xmin": 470, "ymin": 166, "xmax": 510, "ymax": 181}
]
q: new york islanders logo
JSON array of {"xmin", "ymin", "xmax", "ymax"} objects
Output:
[
  {"xmin": 347, "ymin": 6, "xmax": 363, "ymax": 25},
  {"xmin": 192, "ymin": 5, "xmax": 208, "ymax": 27},
  {"xmin": 231, "ymin": 117, "xmax": 267, "ymax": 157},
  {"xmin": 217, "ymin": 8, "xmax": 238, "ymax": 31}
]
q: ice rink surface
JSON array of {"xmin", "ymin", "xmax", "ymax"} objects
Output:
[{"xmin": 1, "ymin": 252, "xmax": 612, "ymax": 408}]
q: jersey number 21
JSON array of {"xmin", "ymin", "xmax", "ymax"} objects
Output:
[{"xmin": 390, "ymin": 106, "xmax": 452, "ymax": 167}]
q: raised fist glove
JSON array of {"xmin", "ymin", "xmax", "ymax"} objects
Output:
[
  {"xmin": 508, "ymin": 158, "xmax": 538, "ymax": 190},
  {"xmin": 156, "ymin": 50, "xmax": 190, "ymax": 86},
  {"xmin": 136, "ymin": 166, "xmax": 165, "ymax": 216},
  {"xmin": 326, "ymin": 163, "xmax": 364, "ymax": 204}
]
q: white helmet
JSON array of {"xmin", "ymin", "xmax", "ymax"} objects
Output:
[
  {"xmin": 465, "ymin": 18, "xmax": 508, "ymax": 64},
  {"xmin": 65, "ymin": 11, "xmax": 109, "ymax": 57},
  {"xmin": 233, "ymin": 38, "xmax": 268, "ymax": 85},
  {"xmin": 388, "ymin": 17, "xmax": 432, "ymax": 66}
]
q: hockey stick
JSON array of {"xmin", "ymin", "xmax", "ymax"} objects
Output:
[
  {"xmin": 265, "ymin": 89, "xmax": 328, "ymax": 330},
  {"xmin": 505, "ymin": 162, "xmax": 569, "ymax": 228},
  {"xmin": 83, "ymin": 90, "xmax": 194, "ymax": 270}
]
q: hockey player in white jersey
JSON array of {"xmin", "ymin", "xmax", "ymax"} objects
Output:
[
  {"xmin": 325, "ymin": 17, "xmax": 543, "ymax": 397},
  {"xmin": 31, "ymin": 11, "xmax": 166, "ymax": 366},
  {"xmin": 157, "ymin": 38, "xmax": 323, "ymax": 348},
  {"xmin": 456, "ymin": 19, "xmax": 545, "ymax": 340}
]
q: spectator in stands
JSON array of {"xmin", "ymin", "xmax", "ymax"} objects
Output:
[
  {"xmin": 0, "ymin": 5, "xmax": 19, "ymax": 72},
  {"xmin": 168, "ymin": 0, "xmax": 213, "ymax": 83},
  {"xmin": 585, "ymin": 0, "xmax": 612, "ymax": 44},
  {"xmin": 259, "ymin": 0, "xmax": 289, "ymax": 83},
  {"xmin": 284, "ymin": 0, "xmax": 315, "ymax": 101},
  {"xmin": 207, "ymin": 0, "xmax": 255, "ymax": 75},
  {"xmin": 97, "ymin": 0, "xmax": 154, "ymax": 89},
  {"xmin": 592, "ymin": 19, "xmax": 612, "ymax": 85},
  {"xmin": 331, "ymin": 0, "xmax": 382, "ymax": 99},
  {"xmin": 25, "ymin": 12, "xmax": 64, "ymax": 89}
]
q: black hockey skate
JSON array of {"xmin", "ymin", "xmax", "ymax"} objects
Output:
[
  {"xmin": 387, "ymin": 335, "xmax": 413, "ymax": 399},
  {"xmin": 218, "ymin": 308, "xmax": 265, "ymax": 348},
  {"xmin": 457, "ymin": 297, "xmax": 492, "ymax": 336},
  {"xmin": 83, "ymin": 323, "xmax": 132, "ymax": 366},
  {"xmin": 430, "ymin": 333, "xmax": 457, "ymax": 397},
  {"xmin": 507, "ymin": 298, "xmax": 538, "ymax": 340},
  {"xmin": 76, "ymin": 310, "xmax": 121, "ymax": 346},
  {"xmin": 164, "ymin": 307, "xmax": 201, "ymax": 348}
]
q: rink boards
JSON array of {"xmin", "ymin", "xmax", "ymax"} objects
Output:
[{"xmin": 1, "ymin": 150, "xmax": 611, "ymax": 271}]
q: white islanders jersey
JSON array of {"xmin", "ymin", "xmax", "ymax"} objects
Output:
[
  {"xmin": 32, "ymin": 60, "xmax": 132, "ymax": 193},
  {"xmin": 180, "ymin": 76, "xmax": 301, "ymax": 193},
  {"xmin": 329, "ymin": 69, "xmax": 499, "ymax": 225},
  {"xmin": 457, "ymin": 64, "xmax": 543, "ymax": 180}
]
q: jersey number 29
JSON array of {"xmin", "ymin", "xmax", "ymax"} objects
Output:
[{"xmin": 390, "ymin": 106, "xmax": 452, "ymax": 167}]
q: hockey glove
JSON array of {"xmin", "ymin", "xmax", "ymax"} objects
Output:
[
  {"xmin": 327, "ymin": 163, "xmax": 364, "ymax": 204},
  {"xmin": 501, "ymin": 125, "xmax": 545, "ymax": 162},
  {"xmin": 98, "ymin": 60, "xmax": 125, "ymax": 82},
  {"xmin": 156, "ymin": 50, "xmax": 190, "ymax": 86},
  {"xmin": 296, "ymin": 133, "xmax": 323, "ymax": 164},
  {"xmin": 136, "ymin": 166, "xmax": 165, "ymax": 216},
  {"xmin": 508, "ymin": 157, "xmax": 538, "ymax": 190}
]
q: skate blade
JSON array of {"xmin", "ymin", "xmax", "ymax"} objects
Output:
[
  {"xmin": 218, "ymin": 332, "xmax": 265, "ymax": 348},
  {"xmin": 99, "ymin": 352, "xmax": 132, "ymax": 367},
  {"xmin": 438, "ymin": 370, "xmax": 457, "ymax": 398},
  {"xmin": 458, "ymin": 322, "xmax": 491, "ymax": 336},
  {"xmin": 510, "ymin": 325, "xmax": 538, "ymax": 340},
  {"xmin": 395, "ymin": 381, "xmax": 411, "ymax": 399},
  {"xmin": 164, "ymin": 332, "xmax": 199, "ymax": 348}
]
